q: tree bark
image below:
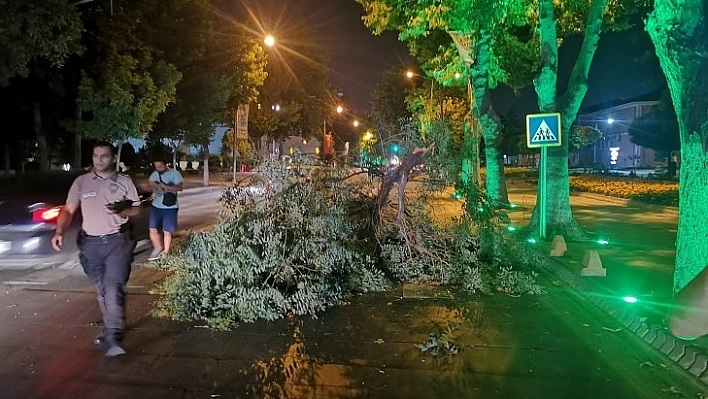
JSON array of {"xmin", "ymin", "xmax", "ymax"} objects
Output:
[
  {"xmin": 116, "ymin": 141, "xmax": 123, "ymax": 172},
  {"xmin": 646, "ymin": 1, "xmax": 708, "ymax": 340},
  {"xmin": 377, "ymin": 146, "xmax": 432, "ymax": 217},
  {"xmin": 472, "ymin": 31, "xmax": 509, "ymax": 206},
  {"xmin": 202, "ymin": 143, "xmax": 210, "ymax": 186}
]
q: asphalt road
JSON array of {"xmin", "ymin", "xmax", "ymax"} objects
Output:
[{"xmin": 0, "ymin": 185, "xmax": 225, "ymax": 296}]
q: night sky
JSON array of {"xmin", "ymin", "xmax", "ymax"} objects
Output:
[{"xmin": 225, "ymin": 1, "xmax": 666, "ymax": 122}]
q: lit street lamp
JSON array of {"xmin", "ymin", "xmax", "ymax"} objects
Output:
[{"xmin": 264, "ymin": 34, "xmax": 275, "ymax": 47}]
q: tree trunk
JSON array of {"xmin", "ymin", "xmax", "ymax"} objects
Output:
[
  {"xmin": 483, "ymin": 144, "xmax": 509, "ymax": 205},
  {"xmin": 461, "ymin": 113, "xmax": 479, "ymax": 186},
  {"xmin": 472, "ymin": 31, "xmax": 509, "ymax": 206},
  {"xmin": 528, "ymin": 0, "xmax": 606, "ymax": 240},
  {"xmin": 449, "ymin": 31, "xmax": 481, "ymax": 190},
  {"xmin": 202, "ymin": 144, "xmax": 210, "ymax": 187},
  {"xmin": 646, "ymin": 0, "xmax": 708, "ymax": 338},
  {"xmin": 33, "ymin": 101, "xmax": 49, "ymax": 171},
  {"xmin": 116, "ymin": 141, "xmax": 123, "ymax": 172}
]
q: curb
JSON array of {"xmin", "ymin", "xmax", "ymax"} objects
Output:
[{"xmin": 537, "ymin": 255, "xmax": 708, "ymax": 387}]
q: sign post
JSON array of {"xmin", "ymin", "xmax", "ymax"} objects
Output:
[{"xmin": 526, "ymin": 113, "xmax": 562, "ymax": 240}]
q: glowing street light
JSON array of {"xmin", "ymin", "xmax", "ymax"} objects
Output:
[
  {"xmin": 336, "ymin": 105, "xmax": 344, "ymax": 114},
  {"xmin": 264, "ymin": 34, "xmax": 275, "ymax": 47}
]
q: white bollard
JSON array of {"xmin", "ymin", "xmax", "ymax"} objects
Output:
[
  {"xmin": 549, "ymin": 235, "xmax": 567, "ymax": 257},
  {"xmin": 581, "ymin": 249, "xmax": 606, "ymax": 277}
]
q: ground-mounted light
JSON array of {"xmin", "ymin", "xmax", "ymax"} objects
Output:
[
  {"xmin": 527, "ymin": 238, "xmax": 538, "ymax": 244},
  {"xmin": 622, "ymin": 296, "xmax": 638, "ymax": 304},
  {"xmin": 596, "ymin": 239, "xmax": 610, "ymax": 245},
  {"xmin": 506, "ymin": 225, "xmax": 517, "ymax": 232}
]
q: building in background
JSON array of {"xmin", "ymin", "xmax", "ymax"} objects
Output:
[{"xmin": 574, "ymin": 96, "xmax": 659, "ymax": 170}]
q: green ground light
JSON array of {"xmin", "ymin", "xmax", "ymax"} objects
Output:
[{"xmin": 622, "ymin": 296, "xmax": 639, "ymax": 304}]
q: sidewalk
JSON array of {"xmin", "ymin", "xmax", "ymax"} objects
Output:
[
  {"xmin": 0, "ymin": 178, "xmax": 706, "ymax": 397},
  {"xmin": 505, "ymin": 181, "xmax": 708, "ymax": 383}
]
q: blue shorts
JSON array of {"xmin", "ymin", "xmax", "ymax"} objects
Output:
[{"xmin": 149, "ymin": 206, "xmax": 179, "ymax": 233}]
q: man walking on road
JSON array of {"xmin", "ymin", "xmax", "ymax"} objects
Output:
[
  {"xmin": 51, "ymin": 142, "xmax": 142, "ymax": 357},
  {"xmin": 147, "ymin": 158, "xmax": 183, "ymax": 260}
]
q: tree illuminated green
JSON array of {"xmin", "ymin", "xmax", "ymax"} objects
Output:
[
  {"xmin": 357, "ymin": 0, "xmax": 522, "ymax": 206},
  {"xmin": 645, "ymin": 0, "xmax": 708, "ymax": 338},
  {"xmin": 523, "ymin": 0, "xmax": 643, "ymax": 239}
]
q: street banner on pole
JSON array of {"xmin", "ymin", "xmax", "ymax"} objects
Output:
[{"xmin": 236, "ymin": 104, "xmax": 249, "ymax": 139}]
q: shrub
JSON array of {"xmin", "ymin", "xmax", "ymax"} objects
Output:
[{"xmin": 568, "ymin": 175, "xmax": 678, "ymax": 206}]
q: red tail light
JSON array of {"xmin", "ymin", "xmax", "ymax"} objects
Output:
[{"xmin": 32, "ymin": 206, "xmax": 61, "ymax": 223}]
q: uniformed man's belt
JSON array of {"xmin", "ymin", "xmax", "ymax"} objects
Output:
[{"xmin": 84, "ymin": 231, "xmax": 123, "ymax": 239}]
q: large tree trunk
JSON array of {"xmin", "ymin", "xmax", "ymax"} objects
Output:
[
  {"xmin": 472, "ymin": 31, "xmax": 509, "ymax": 206},
  {"xmin": 33, "ymin": 101, "xmax": 49, "ymax": 171},
  {"xmin": 529, "ymin": 0, "xmax": 606, "ymax": 240},
  {"xmin": 461, "ymin": 113, "xmax": 479, "ymax": 186},
  {"xmin": 449, "ymin": 31, "xmax": 481, "ymax": 191},
  {"xmin": 647, "ymin": 0, "xmax": 708, "ymax": 338}
]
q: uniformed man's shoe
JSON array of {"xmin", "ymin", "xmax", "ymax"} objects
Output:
[{"xmin": 93, "ymin": 334, "xmax": 105, "ymax": 345}]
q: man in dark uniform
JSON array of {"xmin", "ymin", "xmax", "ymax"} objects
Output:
[{"xmin": 51, "ymin": 142, "xmax": 142, "ymax": 357}]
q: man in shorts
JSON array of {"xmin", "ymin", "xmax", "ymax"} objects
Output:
[
  {"xmin": 147, "ymin": 158, "xmax": 183, "ymax": 260},
  {"xmin": 51, "ymin": 142, "xmax": 142, "ymax": 356}
]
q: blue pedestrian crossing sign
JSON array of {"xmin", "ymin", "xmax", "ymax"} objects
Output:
[{"xmin": 526, "ymin": 113, "xmax": 562, "ymax": 148}]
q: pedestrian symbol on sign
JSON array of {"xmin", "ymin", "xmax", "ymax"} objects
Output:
[
  {"xmin": 526, "ymin": 113, "xmax": 561, "ymax": 148},
  {"xmin": 531, "ymin": 120, "xmax": 558, "ymax": 143}
]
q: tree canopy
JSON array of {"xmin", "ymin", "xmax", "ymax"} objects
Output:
[{"xmin": 0, "ymin": 0, "xmax": 83, "ymax": 86}]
